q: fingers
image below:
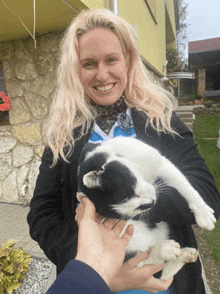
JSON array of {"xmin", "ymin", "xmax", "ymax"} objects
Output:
[
  {"xmin": 76, "ymin": 198, "xmax": 128, "ymax": 236},
  {"xmin": 96, "ymin": 214, "xmax": 128, "ymax": 233},
  {"xmin": 95, "ymin": 213, "xmax": 104, "ymax": 223},
  {"xmin": 120, "ymin": 224, "xmax": 134, "ymax": 246},
  {"xmin": 145, "ymin": 276, "xmax": 173, "ymax": 292},
  {"xmin": 126, "ymin": 251, "xmax": 151, "ymax": 268},
  {"xmin": 96, "ymin": 215, "xmax": 118, "ymax": 229},
  {"xmin": 75, "ymin": 196, "xmax": 96, "ymax": 224},
  {"xmin": 76, "ymin": 192, "xmax": 86, "ymax": 202},
  {"xmin": 81, "ymin": 197, "xmax": 96, "ymax": 221},
  {"xmin": 112, "ymin": 219, "xmax": 129, "ymax": 235},
  {"xmin": 147, "ymin": 263, "xmax": 166, "ymax": 276}
]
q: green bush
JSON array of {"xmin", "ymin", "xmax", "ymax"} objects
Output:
[
  {"xmin": 195, "ymin": 94, "xmax": 202, "ymax": 100},
  {"xmin": 0, "ymin": 239, "xmax": 31, "ymax": 294}
]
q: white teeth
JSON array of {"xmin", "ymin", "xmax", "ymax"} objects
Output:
[{"xmin": 96, "ymin": 84, "xmax": 114, "ymax": 91}]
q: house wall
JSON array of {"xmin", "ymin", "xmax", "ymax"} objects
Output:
[
  {"xmin": 0, "ymin": 30, "xmax": 63, "ymax": 205},
  {"xmin": 119, "ymin": 0, "xmax": 166, "ymax": 75}
]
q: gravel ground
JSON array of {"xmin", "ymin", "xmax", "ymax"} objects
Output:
[{"xmin": 13, "ymin": 258, "xmax": 53, "ymax": 294}]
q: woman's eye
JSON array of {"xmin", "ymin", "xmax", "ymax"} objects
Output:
[
  {"xmin": 83, "ymin": 61, "xmax": 96, "ymax": 69},
  {"xmin": 108, "ymin": 58, "xmax": 117, "ymax": 63},
  {"xmin": 84, "ymin": 62, "xmax": 93, "ymax": 68}
]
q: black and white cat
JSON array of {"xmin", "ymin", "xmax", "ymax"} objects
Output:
[{"xmin": 77, "ymin": 137, "xmax": 216, "ymax": 280}]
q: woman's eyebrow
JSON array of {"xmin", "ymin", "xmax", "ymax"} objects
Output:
[
  {"xmin": 80, "ymin": 53, "xmax": 120, "ymax": 63},
  {"xmin": 105, "ymin": 53, "xmax": 120, "ymax": 57},
  {"xmin": 80, "ymin": 58, "xmax": 95, "ymax": 63}
]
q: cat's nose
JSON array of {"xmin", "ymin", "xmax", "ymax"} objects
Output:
[{"xmin": 136, "ymin": 201, "xmax": 155, "ymax": 211}]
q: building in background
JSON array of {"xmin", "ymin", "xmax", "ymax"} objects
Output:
[
  {"xmin": 0, "ymin": 0, "xmax": 179, "ymax": 204},
  {"xmin": 188, "ymin": 37, "xmax": 220, "ymax": 99}
]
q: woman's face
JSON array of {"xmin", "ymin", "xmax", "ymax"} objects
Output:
[{"xmin": 78, "ymin": 28, "xmax": 129, "ymax": 106}]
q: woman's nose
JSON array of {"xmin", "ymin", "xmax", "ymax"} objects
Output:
[{"xmin": 96, "ymin": 63, "xmax": 109, "ymax": 82}]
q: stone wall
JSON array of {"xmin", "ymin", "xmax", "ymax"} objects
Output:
[{"xmin": 0, "ymin": 30, "xmax": 63, "ymax": 205}]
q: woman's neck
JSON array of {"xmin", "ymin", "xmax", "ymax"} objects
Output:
[{"xmin": 91, "ymin": 95, "xmax": 127, "ymax": 134}]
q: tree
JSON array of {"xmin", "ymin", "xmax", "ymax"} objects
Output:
[
  {"xmin": 176, "ymin": 0, "xmax": 189, "ymax": 68},
  {"xmin": 166, "ymin": 0, "xmax": 189, "ymax": 73},
  {"xmin": 166, "ymin": 48, "xmax": 182, "ymax": 72}
]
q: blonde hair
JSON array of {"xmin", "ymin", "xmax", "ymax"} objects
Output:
[{"xmin": 44, "ymin": 9, "xmax": 177, "ymax": 166}]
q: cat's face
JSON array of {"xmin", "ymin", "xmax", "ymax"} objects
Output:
[{"xmin": 78, "ymin": 149, "xmax": 156, "ymax": 219}]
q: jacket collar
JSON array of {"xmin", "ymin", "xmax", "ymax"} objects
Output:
[
  {"xmin": 131, "ymin": 108, "xmax": 161, "ymax": 150},
  {"xmin": 73, "ymin": 108, "xmax": 162, "ymax": 153}
]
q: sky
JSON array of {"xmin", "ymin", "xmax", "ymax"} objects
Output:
[{"xmin": 182, "ymin": 0, "xmax": 220, "ymax": 57}]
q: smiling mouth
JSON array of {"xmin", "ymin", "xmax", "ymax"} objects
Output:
[{"xmin": 94, "ymin": 83, "xmax": 116, "ymax": 92}]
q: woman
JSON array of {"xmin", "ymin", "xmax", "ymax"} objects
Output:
[{"xmin": 27, "ymin": 9, "xmax": 220, "ymax": 294}]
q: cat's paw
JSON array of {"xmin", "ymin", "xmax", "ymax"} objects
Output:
[
  {"xmin": 160, "ymin": 240, "xmax": 182, "ymax": 261},
  {"xmin": 178, "ymin": 247, "xmax": 198, "ymax": 263},
  {"xmin": 160, "ymin": 248, "xmax": 198, "ymax": 281},
  {"xmin": 140, "ymin": 241, "xmax": 181, "ymax": 266},
  {"xmin": 190, "ymin": 200, "xmax": 216, "ymax": 230}
]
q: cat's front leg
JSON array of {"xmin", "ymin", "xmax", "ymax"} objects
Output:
[
  {"xmin": 158, "ymin": 157, "xmax": 216, "ymax": 231},
  {"xmin": 137, "ymin": 240, "xmax": 181, "ymax": 268},
  {"xmin": 189, "ymin": 198, "xmax": 216, "ymax": 230},
  {"xmin": 160, "ymin": 247, "xmax": 198, "ymax": 280}
]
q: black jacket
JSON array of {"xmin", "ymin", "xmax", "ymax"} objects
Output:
[{"xmin": 27, "ymin": 109, "xmax": 220, "ymax": 294}]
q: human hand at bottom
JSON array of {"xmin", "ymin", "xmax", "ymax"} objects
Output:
[
  {"xmin": 109, "ymin": 251, "xmax": 173, "ymax": 293},
  {"xmin": 76, "ymin": 197, "xmax": 173, "ymax": 293},
  {"xmin": 75, "ymin": 196, "xmax": 134, "ymax": 286}
]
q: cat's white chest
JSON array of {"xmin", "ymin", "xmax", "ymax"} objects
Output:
[{"xmin": 121, "ymin": 220, "xmax": 170, "ymax": 254}]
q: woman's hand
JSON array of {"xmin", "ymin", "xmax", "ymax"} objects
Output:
[{"xmin": 109, "ymin": 251, "xmax": 173, "ymax": 293}]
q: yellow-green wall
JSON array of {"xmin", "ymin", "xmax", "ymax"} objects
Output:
[
  {"xmin": 81, "ymin": 0, "xmax": 177, "ymax": 76},
  {"xmin": 119, "ymin": 0, "xmax": 167, "ymax": 75},
  {"xmin": 166, "ymin": 0, "xmax": 177, "ymax": 40},
  {"xmin": 81, "ymin": 0, "xmax": 108, "ymax": 9}
]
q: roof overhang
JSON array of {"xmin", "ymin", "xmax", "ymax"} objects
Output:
[{"xmin": 0, "ymin": 0, "xmax": 87, "ymax": 42}]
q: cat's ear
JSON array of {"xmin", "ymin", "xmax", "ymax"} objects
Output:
[{"xmin": 83, "ymin": 170, "xmax": 103, "ymax": 189}]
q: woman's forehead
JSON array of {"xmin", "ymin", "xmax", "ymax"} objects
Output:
[{"xmin": 78, "ymin": 28, "xmax": 124, "ymax": 60}]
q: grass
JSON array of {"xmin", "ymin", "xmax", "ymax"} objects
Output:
[{"xmin": 193, "ymin": 113, "xmax": 220, "ymax": 263}]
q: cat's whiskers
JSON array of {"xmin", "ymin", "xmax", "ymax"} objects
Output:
[
  {"xmin": 151, "ymin": 175, "xmax": 159, "ymax": 185},
  {"xmin": 153, "ymin": 179, "xmax": 171, "ymax": 195}
]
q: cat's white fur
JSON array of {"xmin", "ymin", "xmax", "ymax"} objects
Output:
[{"xmin": 77, "ymin": 137, "xmax": 216, "ymax": 280}]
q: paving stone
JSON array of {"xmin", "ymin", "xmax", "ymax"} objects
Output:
[
  {"xmin": 31, "ymin": 244, "xmax": 42, "ymax": 252},
  {"xmin": 23, "ymin": 239, "xmax": 39, "ymax": 251},
  {"xmin": 0, "ymin": 202, "xmax": 47, "ymax": 259}
]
